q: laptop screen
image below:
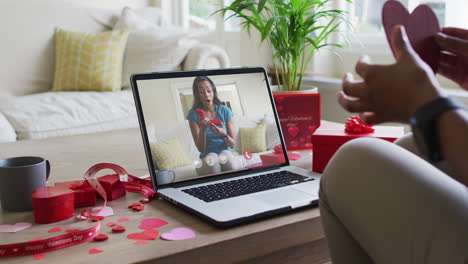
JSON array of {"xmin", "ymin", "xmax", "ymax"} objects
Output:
[{"xmin": 132, "ymin": 68, "xmax": 288, "ymax": 186}]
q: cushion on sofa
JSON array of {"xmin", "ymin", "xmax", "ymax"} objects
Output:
[
  {"xmin": 53, "ymin": 28, "xmax": 130, "ymax": 92},
  {"xmin": 0, "ymin": 91, "xmax": 138, "ymax": 140},
  {"xmin": 113, "ymin": 7, "xmax": 202, "ymax": 88},
  {"xmin": 0, "ymin": 112, "xmax": 16, "ymax": 143}
]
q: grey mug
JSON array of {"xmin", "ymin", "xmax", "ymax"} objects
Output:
[{"xmin": 0, "ymin": 156, "xmax": 50, "ymax": 211}]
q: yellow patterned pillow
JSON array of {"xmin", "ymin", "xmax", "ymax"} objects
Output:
[
  {"xmin": 240, "ymin": 123, "xmax": 266, "ymax": 153},
  {"xmin": 150, "ymin": 138, "xmax": 192, "ymax": 170},
  {"xmin": 53, "ymin": 28, "xmax": 129, "ymax": 92}
]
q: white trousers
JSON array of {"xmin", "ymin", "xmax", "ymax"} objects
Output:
[{"xmin": 319, "ymin": 135, "xmax": 468, "ymax": 264}]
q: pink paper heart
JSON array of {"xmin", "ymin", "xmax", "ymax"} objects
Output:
[
  {"xmin": 138, "ymin": 218, "xmax": 168, "ymax": 230},
  {"xmin": 92, "ymin": 206, "xmax": 114, "ymax": 217},
  {"xmin": 382, "ymin": 0, "xmax": 440, "ymax": 72},
  {"xmin": 88, "ymin": 248, "xmax": 103, "ymax": 254},
  {"xmin": 161, "ymin": 227, "xmax": 196, "ymax": 241},
  {"xmin": 0, "ymin": 222, "xmax": 32, "ymax": 233}
]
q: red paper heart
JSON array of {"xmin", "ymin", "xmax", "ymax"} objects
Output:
[
  {"xmin": 89, "ymin": 248, "xmax": 104, "ymax": 254},
  {"xmin": 288, "ymin": 127, "xmax": 300, "ymax": 138},
  {"xmin": 29, "ymin": 238, "xmax": 44, "ymax": 242},
  {"xmin": 112, "ymin": 226, "xmax": 126, "ymax": 233},
  {"xmin": 195, "ymin": 108, "xmax": 206, "ymax": 119},
  {"xmin": 126, "ymin": 229, "xmax": 160, "ymax": 240},
  {"xmin": 128, "ymin": 203, "xmax": 140, "ymax": 208},
  {"xmin": 33, "ymin": 253, "xmax": 47, "ymax": 260},
  {"xmin": 48, "ymin": 227, "xmax": 62, "ymax": 233},
  {"xmin": 93, "ymin": 234, "xmax": 109, "ymax": 241},
  {"xmin": 138, "ymin": 218, "xmax": 169, "ymax": 230},
  {"xmin": 382, "ymin": 0, "xmax": 440, "ymax": 72},
  {"xmin": 134, "ymin": 240, "xmax": 149, "ymax": 245},
  {"xmin": 106, "ymin": 222, "xmax": 116, "ymax": 227},
  {"xmin": 140, "ymin": 198, "xmax": 151, "ymax": 204},
  {"xmin": 117, "ymin": 218, "xmax": 130, "ymax": 223}
]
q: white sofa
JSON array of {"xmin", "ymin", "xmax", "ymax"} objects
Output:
[{"xmin": 0, "ymin": 0, "xmax": 230, "ymax": 143}]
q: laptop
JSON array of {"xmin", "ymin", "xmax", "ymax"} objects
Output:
[{"xmin": 131, "ymin": 67, "xmax": 321, "ymax": 228}]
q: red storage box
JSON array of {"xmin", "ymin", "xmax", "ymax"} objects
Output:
[
  {"xmin": 98, "ymin": 174, "xmax": 126, "ymax": 200},
  {"xmin": 55, "ymin": 180, "xmax": 96, "ymax": 207},
  {"xmin": 273, "ymin": 91, "xmax": 321, "ymax": 150},
  {"xmin": 311, "ymin": 122, "xmax": 404, "ymax": 173},
  {"xmin": 32, "ymin": 186, "xmax": 75, "ymax": 224}
]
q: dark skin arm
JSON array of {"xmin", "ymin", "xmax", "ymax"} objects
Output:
[{"xmin": 338, "ymin": 26, "xmax": 468, "ymax": 186}]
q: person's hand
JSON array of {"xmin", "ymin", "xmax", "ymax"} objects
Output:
[
  {"xmin": 198, "ymin": 118, "xmax": 210, "ymax": 128},
  {"xmin": 338, "ymin": 26, "xmax": 443, "ymax": 124},
  {"xmin": 209, "ymin": 123, "xmax": 227, "ymax": 137},
  {"xmin": 435, "ymin": 27, "xmax": 468, "ymax": 90}
]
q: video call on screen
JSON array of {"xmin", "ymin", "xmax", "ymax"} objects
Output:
[{"xmin": 137, "ymin": 72, "xmax": 285, "ymax": 185}]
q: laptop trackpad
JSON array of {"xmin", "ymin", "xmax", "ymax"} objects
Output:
[{"xmin": 253, "ymin": 188, "xmax": 315, "ymax": 207}]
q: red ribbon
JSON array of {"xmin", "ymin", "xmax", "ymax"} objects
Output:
[
  {"xmin": 78, "ymin": 163, "xmax": 157, "ymax": 220},
  {"xmin": 0, "ymin": 222, "xmax": 100, "ymax": 258},
  {"xmin": 344, "ymin": 116, "xmax": 375, "ymax": 134}
]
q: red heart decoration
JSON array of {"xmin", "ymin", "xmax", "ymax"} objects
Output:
[
  {"xmin": 209, "ymin": 119, "xmax": 222, "ymax": 127},
  {"xmin": 33, "ymin": 253, "xmax": 47, "ymax": 260},
  {"xmin": 134, "ymin": 240, "xmax": 149, "ymax": 245},
  {"xmin": 88, "ymin": 248, "xmax": 104, "ymax": 254},
  {"xmin": 117, "ymin": 218, "xmax": 130, "ymax": 222},
  {"xmin": 290, "ymin": 140, "xmax": 299, "ymax": 147},
  {"xmin": 112, "ymin": 226, "xmax": 126, "ymax": 233},
  {"xmin": 288, "ymin": 127, "xmax": 300, "ymax": 138},
  {"xmin": 382, "ymin": 0, "xmax": 440, "ymax": 72},
  {"xmin": 93, "ymin": 234, "xmax": 109, "ymax": 241},
  {"xmin": 106, "ymin": 222, "xmax": 116, "ymax": 227},
  {"xmin": 140, "ymin": 198, "xmax": 151, "ymax": 204},
  {"xmin": 307, "ymin": 125, "xmax": 317, "ymax": 133},
  {"xmin": 48, "ymin": 227, "xmax": 62, "ymax": 233},
  {"xmin": 127, "ymin": 229, "xmax": 160, "ymax": 240},
  {"xmin": 139, "ymin": 218, "xmax": 169, "ymax": 229}
]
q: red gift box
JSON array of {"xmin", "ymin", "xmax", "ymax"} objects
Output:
[
  {"xmin": 98, "ymin": 174, "xmax": 126, "ymax": 200},
  {"xmin": 55, "ymin": 180, "xmax": 97, "ymax": 208},
  {"xmin": 273, "ymin": 91, "xmax": 321, "ymax": 150},
  {"xmin": 32, "ymin": 186, "xmax": 75, "ymax": 224},
  {"xmin": 260, "ymin": 152, "xmax": 286, "ymax": 166},
  {"xmin": 311, "ymin": 122, "xmax": 404, "ymax": 173}
]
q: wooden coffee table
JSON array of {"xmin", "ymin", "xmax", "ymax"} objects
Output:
[{"xmin": 0, "ymin": 128, "xmax": 329, "ymax": 263}]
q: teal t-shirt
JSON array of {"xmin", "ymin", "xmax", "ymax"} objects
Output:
[{"xmin": 187, "ymin": 105, "xmax": 233, "ymax": 158}]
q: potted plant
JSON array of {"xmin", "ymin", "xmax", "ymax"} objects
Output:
[
  {"xmin": 217, "ymin": 0, "xmax": 351, "ymax": 150},
  {"xmin": 216, "ymin": 0, "xmax": 351, "ymax": 91}
]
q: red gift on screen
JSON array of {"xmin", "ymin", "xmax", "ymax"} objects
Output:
[
  {"xmin": 209, "ymin": 119, "xmax": 222, "ymax": 127},
  {"xmin": 311, "ymin": 122, "xmax": 404, "ymax": 173},
  {"xmin": 273, "ymin": 91, "xmax": 321, "ymax": 150},
  {"xmin": 55, "ymin": 180, "xmax": 96, "ymax": 208}
]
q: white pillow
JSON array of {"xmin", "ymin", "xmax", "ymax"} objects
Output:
[
  {"xmin": 114, "ymin": 6, "xmax": 169, "ymax": 30},
  {"xmin": 0, "ymin": 112, "xmax": 16, "ymax": 143},
  {"xmin": 114, "ymin": 7, "xmax": 202, "ymax": 88}
]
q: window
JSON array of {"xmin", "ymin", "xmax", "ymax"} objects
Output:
[{"xmin": 311, "ymin": 0, "xmax": 468, "ymax": 88}]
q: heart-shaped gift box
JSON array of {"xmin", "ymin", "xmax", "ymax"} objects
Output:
[{"xmin": 32, "ymin": 186, "xmax": 74, "ymax": 224}]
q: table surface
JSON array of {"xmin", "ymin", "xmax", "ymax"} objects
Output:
[{"xmin": 0, "ymin": 128, "xmax": 327, "ymax": 264}]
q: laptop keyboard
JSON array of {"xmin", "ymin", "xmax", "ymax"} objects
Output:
[{"xmin": 182, "ymin": 171, "xmax": 314, "ymax": 202}]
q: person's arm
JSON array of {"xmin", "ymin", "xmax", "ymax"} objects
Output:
[
  {"xmin": 436, "ymin": 106, "xmax": 468, "ymax": 184},
  {"xmin": 338, "ymin": 25, "xmax": 468, "ymax": 186},
  {"xmin": 189, "ymin": 119, "xmax": 208, "ymax": 153},
  {"xmin": 224, "ymin": 119, "xmax": 236, "ymax": 148}
]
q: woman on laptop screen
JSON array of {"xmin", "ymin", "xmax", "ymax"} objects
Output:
[{"xmin": 187, "ymin": 76, "xmax": 237, "ymax": 174}]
